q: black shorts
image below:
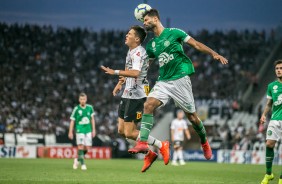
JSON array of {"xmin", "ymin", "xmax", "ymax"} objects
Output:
[
  {"xmin": 173, "ymin": 140, "xmax": 184, "ymax": 148},
  {"xmin": 118, "ymin": 97, "xmax": 146, "ymax": 123}
]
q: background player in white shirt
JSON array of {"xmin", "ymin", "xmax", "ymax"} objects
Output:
[
  {"xmin": 101, "ymin": 25, "xmax": 169, "ymax": 172},
  {"xmin": 171, "ymin": 110, "xmax": 191, "ymax": 166}
]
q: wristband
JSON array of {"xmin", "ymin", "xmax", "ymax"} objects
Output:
[{"xmin": 114, "ymin": 70, "xmax": 120, "ymax": 75}]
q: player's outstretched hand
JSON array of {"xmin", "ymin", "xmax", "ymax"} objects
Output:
[
  {"xmin": 260, "ymin": 115, "xmax": 266, "ymax": 124},
  {"xmin": 68, "ymin": 132, "xmax": 73, "ymax": 140},
  {"xmin": 213, "ymin": 54, "xmax": 228, "ymax": 65},
  {"xmin": 101, "ymin": 65, "xmax": 114, "ymax": 75}
]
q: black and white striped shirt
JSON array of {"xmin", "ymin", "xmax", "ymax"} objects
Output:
[{"xmin": 122, "ymin": 45, "xmax": 149, "ymax": 99}]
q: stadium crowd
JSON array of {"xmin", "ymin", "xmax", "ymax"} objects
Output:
[{"xmin": 0, "ymin": 23, "xmax": 276, "ymax": 149}]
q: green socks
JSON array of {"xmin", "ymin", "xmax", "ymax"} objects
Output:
[
  {"xmin": 192, "ymin": 121, "xmax": 207, "ymax": 144},
  {"xmin": 78, "ymin": 150, "xmax": 85, "ymax": 165},
  {"xmin": 140, "ymin": 114, "xmax": 154, "ymax": 141},
  {"xmin": 265, "ymin": 147, "xmax": 274, "ymax": 175}
]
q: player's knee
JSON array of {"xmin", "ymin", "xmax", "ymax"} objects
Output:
[
  {"xmin": 144, "ymin": 101, "xmax": 156, "ymax": 113},
  {"xmin": 118, "ymin": 128, "xmax": 125, "ymax": 137},
  {"xmin": 124, "ymin": 130, "xmax": 134, "ymax": 140},
  {"xmin": 186, "ymin": 113, "xmax": 198, "ymax": 123},
  {"xmin": 266, "ymin": 141, "xmax": 276, "ymax": 148}
]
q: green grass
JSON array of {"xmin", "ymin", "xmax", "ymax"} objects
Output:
[{"xmin": 0, "ymin": 158, "xmax": 280, "ymax": 184}]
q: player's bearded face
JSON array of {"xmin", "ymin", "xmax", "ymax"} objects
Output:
[
  {"xmin": 79, "ymin": 96, "xmax": 87, "ymax": 106},
  {"xmin": 143, "ymin": 16, "xmax": 156, "ymax": 31},
  {"xmin": 275, "ymin": 64, "xmax": 282, "ymax": 78}
]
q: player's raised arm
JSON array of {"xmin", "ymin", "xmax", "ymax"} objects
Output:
[
  {"xmin": 186, "ymin": 37, "xmax": 228, "ymax": 65},
  {"xmin": 260, "ymin": 99, "xmax": 273, "ymax": 124},
  {"xmin": 101, "ymin": 65, "xmax": 140, "ymax": 78}
]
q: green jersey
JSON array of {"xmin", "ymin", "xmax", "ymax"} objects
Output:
[
  {"xmin": 146, "ymin": 28, "xmax": 194, "ymax": 81},
  {"xmin": 267, "ymin": 80, "xmax": 282, "ymax": 120},
  {"xmin": 70, "ymin": 104, "xmax": 94, "ymax": 133}
]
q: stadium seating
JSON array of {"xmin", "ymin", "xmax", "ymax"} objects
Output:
[{"xmin": 0, "ymin": 23, "xmax": 277, "ymax": 150}]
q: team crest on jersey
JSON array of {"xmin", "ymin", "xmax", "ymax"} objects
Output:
[
  {"xmin": 136, "ymin": 52, "xmax": 140, "ymax": 56},
  {"xmin": 78, "ymin": 110, "xmax": 82, "ymax": 115},
  {"xmin": 152, "ymin": 41, "xmax": 156, "ymax": 48},
  {"xmin": 273, "ymin": 85, "xmax": 278, "ymax": 93},
  {"xmin": 164, "ymin": 40, "xmax": 170, "ymax": 47},
  {"xmin": 136, "ymin": 111, "xmax": 142, "ymax": 120}
]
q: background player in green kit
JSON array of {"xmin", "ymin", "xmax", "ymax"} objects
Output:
[
  {"xmin": 68, "ymin": 93, "xmax": 96, "ymax": 170},
  {"xmin": 129, "ymin": 9, "xmax": 228, "ymax": 161},
  {"xmin": 260, "ymin": 60, "xmax": 282, "ymax": 184}
]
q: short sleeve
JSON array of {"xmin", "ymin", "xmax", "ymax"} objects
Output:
[
  {"xmin": 266, "ymin": 84, "xmax": 272, "ymax": 99},
  {"xmin": 183, "ymin": 121, "xmax": 188, "ymax": 129},
  {"xmin": 70, "ymin": 107, "xmax": 77, "ymax": 120},
  {"xmin": 172, "ymin": 28, "xmax": 191, "ymax": 42},
  {"xmin": 131, "ymin": 51, "xmax": 142, "ymax": 71},
  {"xmin": 170, "ymin": 120, "xmax": 175, "ymax": 129},
  {"xmin": 91, "ymin": 106, "xmax": 95, "ymax": 117}
]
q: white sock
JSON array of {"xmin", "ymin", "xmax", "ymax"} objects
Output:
[
  {"xmin": 148, "ymin": 135, "xmax": 162, "ymax": 149},
  {"xmin": 173, "ymin": 150, "xmax": 178, "ymax": 162},
  {"xmin": 136, "ymin": 133, "xmax": 140, "ymax": 141},
  {"xmin": 126, "ymin": 138, "xmax": 136, "ymax": 146},
  {"xmin": 178, "ymin": 149, "xmax": 184, "ymax": 162}
]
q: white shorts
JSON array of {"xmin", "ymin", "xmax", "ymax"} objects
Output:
[
  {"xmin": 148, "ymin": 76, "xmax": 196, "ymax": 113},
  {"xmin": 76, "ymin": 132, "xmax": 92, "ymax": 146},
  {"xmin": 266, "ymin": 120, "xmax": 282, "ymax": 141}
]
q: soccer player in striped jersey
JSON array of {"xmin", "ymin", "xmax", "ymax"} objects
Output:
[
  {"xmin": 260, "ymin": 60, "xmax": 282, "ymax": 184},
  {"xmin": 68, "ymin": 93, "xmax": 96, "ymax": 170},
  {"xmin": 101, "ymin": 25, "xmax": 169, "ymax": 172},
  {"xmin": 171, "ymin": 110, "xmax": 191, "ymax": 166},
  {"xmin": 129, "ymin": 9, "xmax": 228, "ymax": 162}
]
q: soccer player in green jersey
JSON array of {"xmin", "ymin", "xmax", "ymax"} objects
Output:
[
  {"xmin": 260, "ymin": 60, "xmax": 282, "ymax": 184},
  {"xmin": 129, "ymin": 9, "xmax": 228, "ymax": 161},
  {"xmin": 68, "ymin": 93, "xmax": 96, "ymax": 170}
]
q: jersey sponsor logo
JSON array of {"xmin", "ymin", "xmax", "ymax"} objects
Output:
[
  {"xmin": 274, "ymin": 94, "xmax": 282, "ymax": 106},
  {"xmin": 159, "ymin": 52, "xmax": 174, "ymax": 67},
  {"xmin": 273, "ymin": 85, "xmax": 278, "ymax": 93},
  {"xmin": 79, "ymin": 117, "xmax": 90, "ymax": 125},
  {"xmin": 136, "ymin": 111, "xmax": 142, "ymax": 120}
]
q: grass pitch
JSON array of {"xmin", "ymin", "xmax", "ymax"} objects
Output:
[{"xmin": 0, "ymin": 158, "xmax": 280, "ymax": 184}]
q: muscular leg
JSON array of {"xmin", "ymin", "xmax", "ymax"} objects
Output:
[
  {"xmin": 139, "ymin": 97, "xmax": 162, "ymax": 141},
  {"xmin": 185, "ymin": 112, "xmax": 207, "ymax": 144},
  {"xmin": 124, "ymin": 120, "xmax": 162, "ymax": 148},
  {"xmin": 124, "ymin": 121, "xmax": 139, "ymax": 140},
  {"xmin": 265, "ymin": 140, "xmax": 276, "ymax": 175},
  {"xmin": 118, "ymin": 118, "xmax": 126, "ymax": 138}
]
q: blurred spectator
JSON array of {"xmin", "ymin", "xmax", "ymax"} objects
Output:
[{"xmin": 0, "ymin": 23, "xmax": 275, "ymax": 148}]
